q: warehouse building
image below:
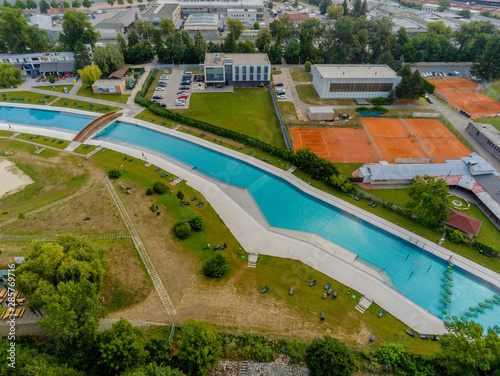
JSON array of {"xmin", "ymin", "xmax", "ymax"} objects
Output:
[
  {"xmin": 227, "ymin": 8, "xmax": 257, "ymax": 25},
  {"xmin": 311, "ymin": 65, "xmax": 402, "ymax": 99},
  {"xmin": 184, "ymin": 13, "xmax": 219, "ymax": 36},
  {"xmin": 467, "ymin": 122, "xmax": 500, "ymax": 161},
  {"xmin": 94, "ymin": 8, "xmax": 139, "ymax": 40},
  {"xmin": 204, "ymin": 53, "xmax": 270, "ymax": 86},
  {"xmin": 0, "ymin": 52, "xmax": 75, "ymax": 78},
  {"xmin": 138, "ymin": 1, "xmax": 181, "ymax": 29},
  {"xmin": 158, "ymin": 0, "xmax": 265, "ymax": 20}
]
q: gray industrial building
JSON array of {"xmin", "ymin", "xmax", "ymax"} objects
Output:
[
  {"xmin": 308, "ymin": 107, "xmax": 335, "ymax": 121},
  {"xmin": 0, "ymin": 52, "xmax": 75, "ymax": 78},
  {"xmin": 138, "ymin": 2, "xmax": 181, "ymax": 29},
  {"xmin": 467, "ymin": 122, "xmax": 500, "ymax": 161},
  {"xmin": 204, "ymin": 53, "xmax": 270, "ymax": 86},
  {"xmin": 311, "ymin": 65, "xmax": 402, "ymax": 99}
]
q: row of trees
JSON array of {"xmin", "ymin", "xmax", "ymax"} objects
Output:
[{"xmin": 3, "ymin": 0, "xmax": 93, "ymax": 12}]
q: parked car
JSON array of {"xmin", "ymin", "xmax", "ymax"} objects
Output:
[
  {"xmin": 175, "ymin": 102, "xmax": 186, "ymax": 106},
  {"xmin": 155, "ymin": 87, "xmax": 165, "ymax": 91},
  {"xmin": 159, "ymin": 75, "xmax": 169, "ymax": 80},
  {"xmin": 157, "ymin": 82, "xmax": 167, "ymax": 87},
  {"xmin": 180, "ymin": 81, "xmax": 191, "ymax": 86},
  {"xmin": 215, "ymin": 83, "xmax": 224, "ymax": 88},
  {"xmin": 160, "ymin": 103, "xmax": 167, "ymax": 108},
  {"xmin": 278, "ymin": 95, "xmax": 287, "ymax": 100},
  {"xmin": 275, "ymin": 82, "xmax": 284, "ymax": 86},
  {"xmin": 179, "ymin": 86, "xmax": 190, "ymax": 90},
  {"xmin": 178, "ymin": 94, "xmax": 188, "ymax": 99},
  {"xmin": 177, "ymin": 91, "xmax": 188, "ymax": 95},
  {"xmin": 427, "ymin": 97, "xmax": 434, "ymax": 104},
  {"xmin": 152, "ymin": 96, "xmax": 163, "ymax": 99},
  {"xmin": 184, "ymin": 71, "xmax": 193, "ymax": 76}
]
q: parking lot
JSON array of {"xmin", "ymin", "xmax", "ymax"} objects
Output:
[{"xmin": 151, "ymin": 69, "xmax": 199, "ymax": 109}]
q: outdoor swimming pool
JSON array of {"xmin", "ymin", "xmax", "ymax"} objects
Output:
[
  {"xmin": 1, "ymin": 105, "xmax": 498, "ymax": 329},
  {"xmin": 0, "ymin": 106, "xmax": 95, "ymax": 133},
  {"xmin": 94, "ymin": 121, "xmax": 500, "ymax": 329}
]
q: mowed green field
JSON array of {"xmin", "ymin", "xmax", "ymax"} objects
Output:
[{"xmin": 174, "ymin": 88, "xmax": 286, "ymax": 148}]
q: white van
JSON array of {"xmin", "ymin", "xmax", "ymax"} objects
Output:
[{"xmin": 184, "ymin": 71, "xmax": 193, "ymax": 76}]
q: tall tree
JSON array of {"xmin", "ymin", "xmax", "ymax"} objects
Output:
[
  {"xmin": 342, "ymin": 0, "xmax": 348, "ymax": 16},
  {"xmin": 159, "ymin": 18, "xmax": 175, "ymax": 36},
  {"xmin": 98, "ymin": 319, "xmax": 148, "ymax": 375},
  {"xmin": 352, "ymin": 0, "xmax": 361, "ymax": 18},
  {"xmin": 438, "ymin": 0, "xmax": 450, "ymax": 12},
  {"xmin": 93, "ymin": 44, "xmax": 124, "ymax": 76},
  {"xmin": 60, "ymin": 10, "xmax": 99, "ymax": 51},
  {"xmin": 14, "ymin": 0, "xmax": 26, "ymax": 9},
  {"xmin": 172, "ymin": 30, "xmax": 186, "ymax": 62},
  {"xmin": 72, "ymin": 0, "xmax": 81, "ymax": 7},
  {"xmin": 227, "ymin": 18, "xmax": 245, "ymax": 40},
  {"xmin": 406, "ymin": 175, "xmax": 450, "ymax": 223},
  {"xmin": 327, "ymin": 5, "xmax": 344, "ymax": 19},
  {"xmin": 17, "ymin": 235, "xmax": 107, "ymax": 342},
  {"xmin": 319, "ymin": 0, "xmax": 332, "ymax": 14},
  {"xmin": 177, "ymin": 320, "xmax": 222, "ymax": 376},
  {"xmin": 267, "ymin": 41, "xmax": 283, "ymax": 64},
  {"xmin": 0, "ymin": 7, "xmax": 51, "ymax": 53},
  {"xmin": 39, "ymin": 0, "xmax": 50, "ymax": 13},
  {"xmin": 135, "ymin": 20, "xmax": 154, "ymax": 40},
  {"xmin": 73, "ymin": 41, "xmax": 92, "ymax": 70},
  {"xmin": 472, "ymin": 34, "xmax": 500, "ymax": 81},
  {"xmin": 439, "ymin": 321, "xmax": 500, "ymax": 376},
  {"xmin": 0, "ymin": 63, "xmax": 22, "ymax": 88},
  {"xmin": 50, "ymin": 0, "xmax": 59, "ymax": 8},
  {"xmin": 360, "ymin": 0, "xmax": 367, "ymax": 16},
  {"xmin": 192, "ymin": 29, "xmax": 206, "ymax": 63},
  {"xmin": 82, "ymin": 0, "xmax": 91, "ymax": 7},
  {"xmin": 222, "ymin": 32, "xmax": 236, "ymax": 53},
  {"xmin": 284, "ymin": 39, "xmax": 300, "ymax": 64},
  {"xmin": 305, "ymin": 337, "xmax": 356, "ymax": 376},
  {"xmin": 255, "ymin": 27, "xmax": 271, "ymax": 52},
  {"xmin": 26, "ymin": 0, "xmax": 37, "ymax": 8}
]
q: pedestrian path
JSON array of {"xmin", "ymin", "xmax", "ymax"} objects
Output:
[
  {"xmin": 106, "ymin": 180, "xmax": 177, "ymax": 316},
  {"xmin": 0, "ymin": 176, "xmax": 108, "ymax": 229},
  {"xmin": 0, "ymin": 232, "xmax": 130, "ymax": 242}
]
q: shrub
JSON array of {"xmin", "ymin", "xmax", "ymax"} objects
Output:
[
  {"xmin": 203, "ymin": 253, "xmax": 229, "ymax": 278},
  {"xmin": 355, "ymin": 106, "xmax": 389, "ymax": 114},
  {"xmin": 371, "ymin": 97, "xmax": 390, "ymax": 105},
  {"xmin": 107, "ymin": 168, "xmax": 122, "ymax": 179},
  {"xmin": 176, "ymin": 190, "xmax": 185, "ymax": 201},
  {"xmin": 174, "ymin": 221, "xmax": 191, "ymax": 239},
  {"xmin": 153, "ymin": 181, "xmax": 168, "ymax": 194},
  {"xmin": 447, "ymin": 229, "xmax": 468, "ymax": 244},
  {"xmin": 304, "ymin": 61, "xmax": 312, "ymax": 72},
  {"xmin": 287, "ymin": 339, "xmax": 307, "ymax": 364},
  {"xmin": 306, "ymin": 337, "xmax": 356, "ymax": 376},
  {"xmin": 252, "ymin": 342, "xmax": 275, "ymax": 362},
  {"xmin": 48, "ymin": 75, "xmax": 56, "ymax": 84},
  {"xmin": 146, "ymin": 187, "xmax": 154, "ymax": 196},
  {"xmin": 190, "ymin": 215, "xmax": 206, "ymax": 231}
]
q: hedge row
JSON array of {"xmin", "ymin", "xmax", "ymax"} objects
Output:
[
  {"xmin": 371, "ymin": 97, "xmax": 391, "ymax": 105},
  {"xmin": 423, "ymin": 79, "xmax": 436, "ymax": 94},
  {"xmin": 472, "ymin": 240, "xmax": 499, "ymax": 258},
  {"xmin": 355, "ymin": 106, "xmax": 389, "ymax": 114}
]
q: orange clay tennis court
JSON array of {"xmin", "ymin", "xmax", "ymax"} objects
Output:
[
  {"xmin": 291, "ymin": 127, "xmax": 378, "ymax": 163},
  {"xmin": 291, "ymin": 118, "xmax": 471, "ymax": 163},
  {"xmin": 405, "ymin": 119, "xmax": 471, "ymax": 162},
  {"xmin": 430, "ymin": 78, "xmax": 500, "ymax": 119}
]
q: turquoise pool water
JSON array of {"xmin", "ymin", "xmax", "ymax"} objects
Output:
[
  {"xmin": 0, "ymin": 106, "xmax": 95, "ymax": 133},
  {"xmin": 94, "ymin": 121, "xmax": 500, "ymax": 329},
  {"xmin": 0, "ymin": 104, "xmax": 497, "ymax": 330}
]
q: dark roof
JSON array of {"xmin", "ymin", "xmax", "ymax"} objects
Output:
[
  {"xmin": 108, "ymin": 66, "xmax": 129, "ymax": 79},
  {"xmin": 443, "ymin": 209, "xmax": 482, "ymax": 236}
]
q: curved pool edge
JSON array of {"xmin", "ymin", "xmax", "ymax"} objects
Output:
[{"xmin": 1, "ymin": 106, "xmax": 499, "ymax": 333}]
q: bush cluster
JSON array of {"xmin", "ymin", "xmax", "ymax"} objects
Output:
[
  {"xmin": 107, "ymin": 168, "xmax": 122, "ymax": 179},
  {"xmin": 203, "ymin": 253, "xmax": 229, "ymax": 278},
  {"xmin": 173, "ymin": 221, "xmax": 191, "ymax": 239},
  {"xmin": 190, "ymin": 215, "xmax": 205, "ymax": 231},
  {"xmin": 355, "ymin": 106, "xmax": 389, "ymax": 114},
  {"xmin": 371, "ymin": 97, "xmax": 391, "ymax": 105},
  {"xmin": 423, "ymin": 79, "xmax": 436, "ymax": 94}
]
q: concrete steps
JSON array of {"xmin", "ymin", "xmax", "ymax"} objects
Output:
[
  {"xmin": 247, "ymin": 253, "xmax": 258, "ymax": 268},
  {"xmin": 355, "ymin": 296, "xmax": 373, "ymax": 314}
]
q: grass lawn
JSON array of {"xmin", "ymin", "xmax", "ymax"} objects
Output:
[
  {"xmin": 73, "ymin": 143, "xmax": 97, "ymax": 155},
  {"xmin": 333, "ymin": 163, "xmax": 363, "ymax": 177},
  {"xmin": 290, "ymin": 68, "xmax": 312, "ymax": 82},
  {"xmin": 293, "ymin": 168, "xmax": 500, "ymax": 274},
  {"xmin": 0, "ymin": 91, "xmax": 57, "ymax": 105},
  {"xmin": 15, "ymin": 133, "xmax": 70, "ymax": 150},
  {"xmin": 76, "ymin": 85, "xmax": 130, "ymax": 104},
  {"xmin": 296, "ymin": 84, "xmax": 356, "ymax": 106},
  {"xmin": 51, "ymin": 98, "xmax": 120, "ymax": 113},
  {"xmin": 480, "ymin": 81, "xmax": 500, "ymax": 101},
  {"xmin": 278, "ymin": 101, "xmax": 298, "ymax": 123},
  {"xmin": 0, "ymin": 130, "xmax": 13, "ymax": 137},
  {"xmin": 135, "ymin": 108, "xmax": 174, "ymax": 127},
  {"xmin": 173, "ymin": 88, "xmax": 286, "ymax": 148},
  {"xmin": 34, "ymin": 85, "xmax": 74, "ymax": 93}
]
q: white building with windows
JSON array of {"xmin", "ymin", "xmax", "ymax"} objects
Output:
[
  {"xmin": 311, "ymin": 65, "xmax": 401, "ymax": 99},
  {"xmin": 158, "ymin": 0, "xmax": 264, "ymax": 19},
  {"xmin": 203, "ymin": 53, "xmax": 271, "ymax": 86},
  {"xmin": 227, "ymin": 8, "xmax": 257, "ymax": 25}
]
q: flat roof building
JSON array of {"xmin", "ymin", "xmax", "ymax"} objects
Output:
[
  {"xmin": 204, "ymin": 52, "xmax": 271, "ymax": 86},
  {"xmin": 312, "ymin": 65, "xmax": 402, "ymax": 99},
  {"xmin": 29, "ymin": 14, "xmax": 62, "ymax": 40},
  {"xmin": 308, "ymin": 106, "xmax": 335, "ymax": 121},
  {"xmin": 184, "ymin": 13, "xmax": 219, "ymax": 36},
  {"xmin": 138, "ymin": 2, "xmax": 181, "ymax": 28},
  {"xmin": 159, "ymin": 0, "xmax": 265, "ymax": 19},
  {"xmin": 95, "ymin": 8, "xmax": 139, "ymax": 40},
  {"xmin": 0, "ymin": 52, "xmax": 75, "ymax": 78},
  {"xmin": 227, "ymin": 8, "xmax": 257, "ymax": 25},
  {"xmin": 467, "ymin": 122, "xmax": 500, "ymax": 161},
  {"xmin": 92, "ymin": 79, "xmax": 126, "ymax": 95}
]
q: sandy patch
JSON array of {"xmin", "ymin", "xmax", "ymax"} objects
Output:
[{"xmin": 0, "ymin": 160, "xmax": 33, "ymax": 198}]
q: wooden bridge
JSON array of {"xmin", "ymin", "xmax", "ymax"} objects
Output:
[{"xmin": 73, "ymin": 111, "xmax": 122, "ymax": 143}]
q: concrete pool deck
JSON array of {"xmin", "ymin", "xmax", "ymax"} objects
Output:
[{"xmin": 1, "ymin": 104, "xmax": 499, "ymax": 334}]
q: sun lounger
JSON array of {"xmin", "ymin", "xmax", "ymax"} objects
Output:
[
  {"xmin": 199, "ymin": 203, "xmax": 204, "ymax": 207},
  {"xmin": 123, "ymin": 157, "xmax": 128, "ymax": 161},
  {"xmin": 320, "ymin": 313, "xmax": 325, "ymax": 321},
  {"xmin": 378, "ymin": 310, "xmax": 386, "ymax": 318},
  {"xmin": 129, "ymin": 158, "xmax": 134, "ymax": 162},
  {"xmin": 372, "ymin": 202, "xmax": 378, "ymax": 208},
  {"xmin": 155, "ymin": 167, "xmax": 161, "ymax": 172},
  {"xmin": 406, "ymin": 329, "xmax": 416, "ymax": 337},
  {"xmin": 354, "ymin": 195, "xmax": 361, "ymax": 201},
  {"xmin": 191, "ymin": 196, "xmax": 197, "ymax": 201},
  {"xmin": 369, "ymin": 334, "xmax": 376, "ymax": 343},
  {"xmin": 419, "ymin": 334, "xmax": 430, "ymax": 339},
  {"xmin": 327, "ymin": 288, "xmax": 333, "ymax": 295},
  {"xmin": 289, "ymin": 287, "xmax": 294, "ymax": 295},
  {"xmin": 368, "ymin": 201, "xmax": 374, "ymax": 206},
  {"xmin": 261, "ymin": 286, "xmax": 269, "ymax": 293},
  {"xmin": 309, "ymin": 279, "xmax": 316, "ymax": 287},
  {"xmin": 431, "ymin": 335, "xmax": 440, "ymax": 341},
  {"xmin": 220, "ymin": 243, "xmax": 227, "ymax": 250},
  {"xmin": 214, "ymin": 245, "xmax": 221, "ymax": 250},
  {"xmin": 332, "ymin": 291, "xmax": 338, "ymax": 299},
  {"xmin": 324, "ymin": 282, "xmax": 331, "ymax": 290}
]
